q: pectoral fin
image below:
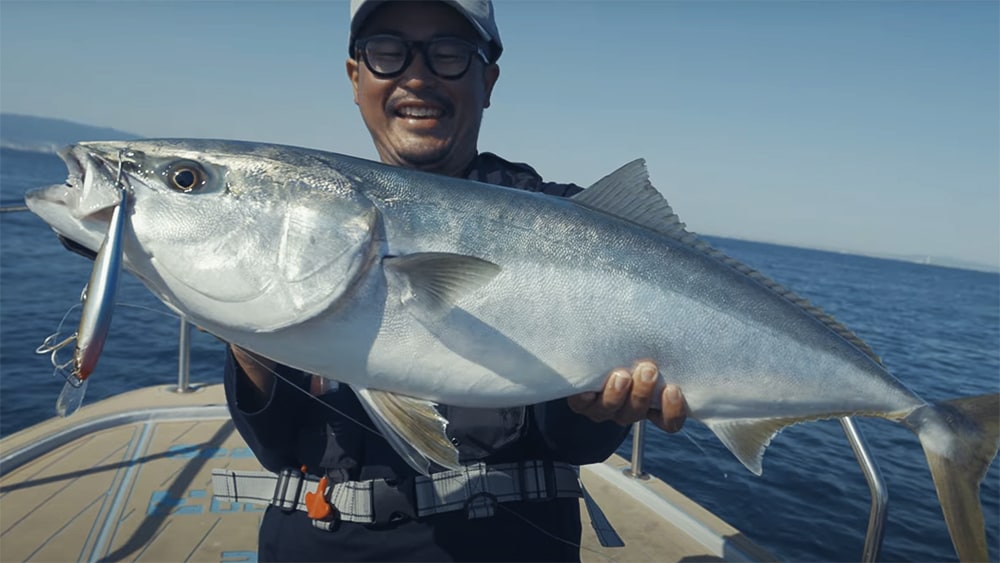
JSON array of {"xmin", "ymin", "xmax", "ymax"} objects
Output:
[
  {"xmin": 353, "ymin": 387, "xmax": 461, "ymax": 475},
  {"xmin": 383, "ymin": 252, "xmax": 501, "ymax": 318}
]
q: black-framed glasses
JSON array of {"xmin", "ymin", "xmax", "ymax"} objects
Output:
[{"xmin": 355, "ymin": 34, "xmax": 489, "ymax": 80}]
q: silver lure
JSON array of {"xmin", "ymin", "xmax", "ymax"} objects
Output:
[{"xmin": 36, "ymin": 167, "xmax": 128, "ymax": 416}]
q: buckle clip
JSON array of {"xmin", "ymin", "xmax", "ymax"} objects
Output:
[
  {"xmin": 371, "ymin": 478, "xmax": 417, "ymax": 524},
  {"xmin": 305, "ymin": 476, "xmax": 337, "ymax": 521},
  {"xmin": 517, "ymin": 460, "xmax": 557, "ymax": 502},
  {"xmin": 272, "ymin": 466, "xmax": 305, "ymax": 511}
]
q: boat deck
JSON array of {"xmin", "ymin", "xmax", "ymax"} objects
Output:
[{"xmin": 0, "ymin": 384, "xmax": 772, "ymax": 562}]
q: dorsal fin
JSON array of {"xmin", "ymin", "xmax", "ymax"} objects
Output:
[
  {"xmin": 572, "ymin": 159, "xmax": 883, "ymax": 365},
  {"xmin": 572, "ymin": 159, "xmax": 684, "ymax": 235}
]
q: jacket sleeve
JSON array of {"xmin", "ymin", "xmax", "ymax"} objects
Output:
[
  {"xmin": 223, "ymin": 350, "xmax": 310, "ymax": 472},
  {"xmin": 530, "ymin": 399, "xmax": 631, "ymax": 465}
]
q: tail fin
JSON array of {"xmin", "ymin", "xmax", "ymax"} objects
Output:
[{"xmin": 907, "ymin": 394, "xmax": 1000, "ymax": 562}]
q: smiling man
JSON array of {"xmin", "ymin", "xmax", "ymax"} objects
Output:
[
  {"xmin": 347, "ymin": 1, "xmax": 497, "ymax": 176},
  {"xmin": 223, "ymin": 1, "xmax": 688, "ymax": 561}
]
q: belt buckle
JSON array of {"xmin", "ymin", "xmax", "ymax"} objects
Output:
[
  {"xmin": 517, "ymin": 460, "xmax": 558, "ymax": 502},
  {"xmin": 272, "ymin": 466, "xmax": 305, "ymax": 512},
  {"xmin": 371, "ymin": 477, "xmax": 417, "ymax": 524}
]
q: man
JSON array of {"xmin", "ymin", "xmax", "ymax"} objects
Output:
[{"xmin": 224, "ymin": 1, "xmax": 688, "ymax": 560}]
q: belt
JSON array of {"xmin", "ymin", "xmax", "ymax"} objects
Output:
[{"xmin": 211, "ymin": 461, "xmax": 582, "ymax": 529}]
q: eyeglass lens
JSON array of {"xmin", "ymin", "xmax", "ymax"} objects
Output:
[{"xmin": 360, "ymin": 35, "xmax": 482, "ymax": 79}]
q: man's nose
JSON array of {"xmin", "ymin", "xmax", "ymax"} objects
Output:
[{"xmin": 399, "ymin": 49, "xmax": 437, "ymax": 85}]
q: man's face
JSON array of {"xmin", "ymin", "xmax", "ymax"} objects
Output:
[{"xmin": 347, "ymin": 1, "xmax": 499, "ymax": 177}]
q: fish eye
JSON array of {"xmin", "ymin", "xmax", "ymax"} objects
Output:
[{"xmin": 165, "ymin": 161, "xmax": 208, "ymax": 192}]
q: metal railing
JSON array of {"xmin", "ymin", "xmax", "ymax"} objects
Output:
[
  {"xmin": 625, "ymin": 417, "xmax": 888, "ymax": 562},
  {"xmin": 626, "ymin": 418, "xmax": 649, "ymax": 480},
  {"xmin": 840, "ymin": 416, "xmax": 889, "ymax": 562},
  {"xmin": 171, "ymin": 319, "xmax": 193, "ymax": 393}
]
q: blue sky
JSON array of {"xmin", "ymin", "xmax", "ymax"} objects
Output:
[{"xmin": 2, "ymin": 1, "xmax": 997, "ymax": 268}]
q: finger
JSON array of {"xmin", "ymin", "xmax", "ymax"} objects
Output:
[
  {"xmin": 615, "ymin": 361, "xmax": 658, "ymax": 425},
  {"xmin": 652, "ymin": 384, "xmax": 687, "ymax": 433},
  {"xmin": 599, "ymin": 369, "xmax": 632, "ymax": 415},
  {"xmin": 567, "ymin": 391, "xmax": 599, "ymax": 414}
]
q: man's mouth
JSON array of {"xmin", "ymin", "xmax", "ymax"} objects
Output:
[
  {"xmin": 392, "ymin": 101, "xmax": 449, "ymax": 120},
  {"xmin": 398, "ymin": 107, "xmax": 443, "ymax": 118}
]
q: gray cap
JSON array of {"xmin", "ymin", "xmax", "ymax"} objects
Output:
[{"xmin": 349, "ymin": 0, "xmax": 503, "ymax": 63}]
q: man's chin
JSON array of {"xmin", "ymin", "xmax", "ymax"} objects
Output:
[
  {"xmin": 391, "ymin": 146, "xmax": 455, "ymax": 170},
  {"xmin": 378, "ymin": 136, "xmax": 475, "ymax": 175}
]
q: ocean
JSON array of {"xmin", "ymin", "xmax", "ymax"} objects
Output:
[{"xmin": 1, "ymin": 146, "xmax": 997, "ymax": 562}]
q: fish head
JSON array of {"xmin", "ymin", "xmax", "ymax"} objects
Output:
[{"xmin": 26, "ymin": 139, "xmax": 381, "ymax": 333}]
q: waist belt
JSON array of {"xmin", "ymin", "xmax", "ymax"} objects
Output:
[{"xmin": 211, "ymin": 461, "xmax": 582, "ymax": 529}]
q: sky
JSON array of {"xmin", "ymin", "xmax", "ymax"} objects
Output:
[{"xmin": 2, "ymin": 0, "xmax": 998, "ymax": 269}]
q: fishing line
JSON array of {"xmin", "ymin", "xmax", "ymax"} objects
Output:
[
  {"xmin": 679, "ymin": 426, "xmax": 712, "ymax": 457},
  {"xmin": 114, "ymin": 302, "xmax": 184, "ymax": 320},
  {"xmin": 494, "ymin": 503, "xmax": 610, "ymax": 561},
  {"xmin": 236, "ymin": 350, "xmax": 384, "ymax": 439}
]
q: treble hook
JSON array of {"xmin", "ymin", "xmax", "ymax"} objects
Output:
[{"xmin": 35, "ymin": 331, "xmax": 76, "ymax": 356}]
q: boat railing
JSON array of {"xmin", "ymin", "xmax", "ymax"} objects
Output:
[
  {"xmin": 624, "ymin": 416, "xmax": 888, "ymax": 562},
  {"xmin": 169, "ymin": 317, "xmax": 887, "ymax": 562},
  {"xmin": 171, "ymin": 319, "xmax": 193, "ymax": 393},
  {"xmin": 839, "ymin": 417, "xmax": 889, "ymax": 562}
]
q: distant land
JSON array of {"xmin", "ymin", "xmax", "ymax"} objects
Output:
[
  {"xmin": 2, "ymin": 113, "xmax": 996, "ymax": 274},
  {"xmin": 0, "ymin": 113, "xmax": 139, "ymax": 152},
  {"xmin": 707, "ymin": 235, "xmax": 999, "ymax": 275}
]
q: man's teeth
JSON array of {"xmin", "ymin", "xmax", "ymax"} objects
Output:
[{"xmin": 398, "ymin": 107, "xmax": 443, "ymax": 118}]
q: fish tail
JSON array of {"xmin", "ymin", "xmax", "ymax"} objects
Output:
[{"xmin": 906, "ymin": 393, "xmax": 1000, "ymax": 562}]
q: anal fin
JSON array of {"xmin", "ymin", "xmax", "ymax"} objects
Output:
[
  {"xmin": 353, "ymin": 387, "xmax": 461, "ymax": 475},
  {"xmin": 705, "ymin": 416, "xmax": 804, "ymax": 475}
]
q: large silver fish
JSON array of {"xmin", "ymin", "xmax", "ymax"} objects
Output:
[{"xmin": 25, "ymin": 140, "xmax": 998, "ymax": 561}]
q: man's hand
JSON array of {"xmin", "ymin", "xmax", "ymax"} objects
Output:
[{"xmin": 567, "ymin": 360, "xmax": 687, "ymax": 433}]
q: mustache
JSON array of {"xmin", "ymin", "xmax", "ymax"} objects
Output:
[{"xmin": 388, "ymin": 93, "xmax": 454, "ymax": 115}]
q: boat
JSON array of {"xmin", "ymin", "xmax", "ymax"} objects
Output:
[{"xmin": 2, "ymin": 322, "xmax": 892, "ymax": 562}]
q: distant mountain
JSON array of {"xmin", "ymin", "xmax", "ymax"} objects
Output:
[{"xmin": 0, "ymin": 113, "xmax": 139, "ymax": 153}]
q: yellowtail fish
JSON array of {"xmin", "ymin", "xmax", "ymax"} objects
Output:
[{"xmin": 25, "ymin": 140, "xmax": 1000, "ymax": 560}]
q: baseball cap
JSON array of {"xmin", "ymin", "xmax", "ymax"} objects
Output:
[{"xmin": 349, "ymin": 0, "xmax": 503, "ymax": 63}]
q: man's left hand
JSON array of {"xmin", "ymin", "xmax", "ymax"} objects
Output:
[{"xmin": 567, "ymin": 360, "xmax": 687, "ymax": 433}]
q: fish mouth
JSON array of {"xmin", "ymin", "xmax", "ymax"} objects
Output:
[
  {"xmin": 24, "ymin": 144, "xmax": 127, "ymax": 253},
  {"xmin": 30, "ymin": 145, "xmax": 126, "ymax": 220},
  {"xmin": 61, "ymin": 145, "xmax": 129, "ymax": 217}
]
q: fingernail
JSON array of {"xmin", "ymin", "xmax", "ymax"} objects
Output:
[
  {"xmin": 613, "ymin": 372, "xmax": 629, "ymax": 391},
  {"xmin": 579, "ymin": 392, "xmax": 597, "ymax": 402},
  {"xmin": 665, "ymin": 384, "xmax": 681, "ymax": 404},
  {"xmin": 640, "ymin": 364, "xmax": 657, "ymax": 383}
]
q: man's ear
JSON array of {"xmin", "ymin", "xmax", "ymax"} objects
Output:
[
  {"xmin": 483, "ymin": 63, "xmax": 500, "ymax": 109},
  {"xmin": 346, "ymin": 57, "xmax": 361, "ymax": 105}
]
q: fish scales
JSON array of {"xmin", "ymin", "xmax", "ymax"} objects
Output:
[{"xmin": 335, "ymin": 158, "xmax": 917, "ymax": 416}]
